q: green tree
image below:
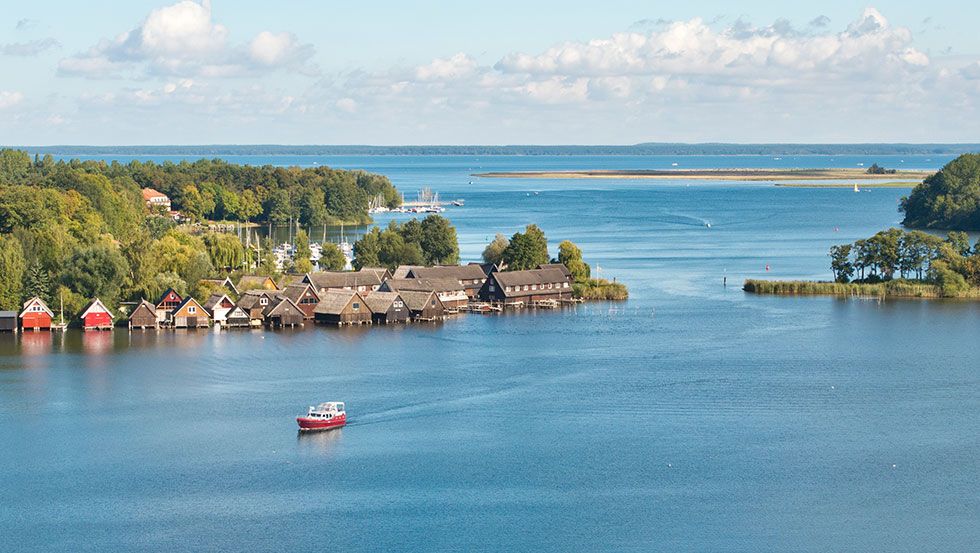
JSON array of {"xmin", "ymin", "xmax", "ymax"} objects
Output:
[
  {"xmin": 23, "ymin": 260, "xmax": 53, "ymax": 304},
  {"xmin": 299, "ymin": 187, "xmax": 329, "ymax": 227},
  {"xmin": 180, "ymin": 184, "xmax": 217, "ymax": 221},
  {"xmin": 60, "ymin": 245, "xmax": 128, "ymax": 305},
  {"xmin": 203, "ymin": 232, "xmax": 245, "ymax": 271},
  {"xmin": 319, "ymin": 242, "xmax": 347, "ymax": 271},
  {"xmin": 502, "ymin": 224, "xmax": 550, "ymax": 271},
  {"xmin": 482, "ymin": 234, "xmax": 509, "ymax": 265},
  {"xmin": 353, "ymin": 228, "xmax": 381, "ymax": 269},
  {"xmin": 901, "ymin": 153, "xmax": 980, "ymax": 230},
  {"xmin": 0, "ymin": 235, "xmax": 26, "ymax": 309},
  {"xmin": 556, "ymin": 240, "xmax": 591, "ymax": 282},
  {"xmin": 829, "ymin": 244, "xmax": 854, "ymax": 283},
  {"xmin": 235, "ymin": 190, "xmax": 262, "ymax": 222},
  {"xmin": 419, "ymin": 215, "xmax": 459, "ymax": 265},
  {"xmin": 946, "ymin": 231, "xmax": 972, "ymax": 256},
  {"xmin": 294, "ymin": 229, "xmax": 314, "ymax": 274}
]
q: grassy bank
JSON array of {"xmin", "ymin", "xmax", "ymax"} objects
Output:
[
  {"xmin": 475, "ymin": 168, "xmax": 934, "ymax": 181},
  {"xmin": 743, "ymin": 279, "xmax": 980, "ymax": 299},
  {"xmin": 574, "ymin": 278, "xmax": 629, "ymax": 300}
]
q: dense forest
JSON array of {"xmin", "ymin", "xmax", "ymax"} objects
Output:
[
  {"xmin": 901, "ymin": 153, "xmax": 980, "ymax": 230},
  {"xmin": 17, "ymin": 144, "xmax": 980, "ymax": 157},
  {"xmin": 0, "ymin": 149, "xmax": 400, "ymax": 316}
]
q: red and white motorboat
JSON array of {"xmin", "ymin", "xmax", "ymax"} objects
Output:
[{"xmin": 296, "ymin": 402, "xmax": 346, "ymax": 431}]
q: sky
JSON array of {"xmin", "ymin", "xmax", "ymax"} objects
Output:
[{"xmin": 1, "ymin": 0, "xmax": 979, "ymax": 145}]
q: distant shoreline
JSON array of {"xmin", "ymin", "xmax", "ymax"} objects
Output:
[{"xmin": 473, "ymin": 168, "xmax": 934, "ymax": 181}]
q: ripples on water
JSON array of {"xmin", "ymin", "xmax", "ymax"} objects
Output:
[{"xmin": 1, "ymin": 155, "xmax": 978, "ymax": 552}]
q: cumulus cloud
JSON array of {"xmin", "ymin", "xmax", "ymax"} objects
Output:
[
  {"xmin": 2, "ymin": 38, "xmax": 61, "ymax": 56},
  {"xmin": 0, "ymin": 91, "xmax": 25, "ymax": 109},
  {"xmin": 58, "ymin": 0, "xmax": 316, "ymax": 78}
]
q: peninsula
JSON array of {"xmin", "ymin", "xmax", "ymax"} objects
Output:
[{"xmin": 473, "ymin": 168, "xmax": 934, "ymax": 181}]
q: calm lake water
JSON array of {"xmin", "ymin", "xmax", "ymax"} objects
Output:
[{"xmin": 2, "ymin": 154, "xmax": 978, "ymax": 552}]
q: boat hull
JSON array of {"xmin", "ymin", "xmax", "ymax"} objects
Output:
[{"xmin": 296, "ymin": 414, "xmax": 346, "ymax": 431}]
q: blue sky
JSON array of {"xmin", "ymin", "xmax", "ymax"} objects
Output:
[{"xmin": 2, "ymin": 0, "xmax": 979, "ymax": 145}]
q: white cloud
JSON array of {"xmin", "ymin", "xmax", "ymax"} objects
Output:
[
  {"xmin": 415, "ymin": 53, "xmax": 479, "ymax": 81},
  {"xmin": 0, "ymin": 91, "xmax": 25, "ymax": 109},
  {"xmin": 2, "ymin": 38, "xmax": 61, "ymax": 56},
  {"xmin": 58, "ymin": 0, "xmax": 315, "ymax": 78}
]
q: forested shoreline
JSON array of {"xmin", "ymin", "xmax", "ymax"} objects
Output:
[{"xmin": 0, "ymin": 149, "xmax": 399, "ymax": 315}]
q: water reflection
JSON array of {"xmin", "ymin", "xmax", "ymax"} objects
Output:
[
  {"xmin": 80, "ymin": 330, "xmax": 114, "ymax": 356},
  {"xmin": 296, "ymin": 427, "xmax": 344, "ymax": 454},
  {"xmin": 19, "ymin": 331, "xmax": 53, "ymax": 357}
]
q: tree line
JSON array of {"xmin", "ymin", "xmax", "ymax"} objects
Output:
[
  {"xmin": 829, "ymin": 228, "xmax": 980, "ymax": 296},
  {"xmin": 901, "ymin": 153, "xmax": 980, "ymax": 230},
  {"xmin": 0, "ymin": 149, "xmax": 400, "ymax": 315}
]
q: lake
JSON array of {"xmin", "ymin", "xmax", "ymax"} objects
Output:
[{"xmin": 1, "ymin": 154, "xmax": 978, "ymax": 552}]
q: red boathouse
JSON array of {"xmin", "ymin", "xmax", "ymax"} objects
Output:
[
  {"xmin": 20, "ymin": 297, "xmax": 54, "ymax": 331},
  {"xmin": 80, "ymin": 298, "xmax": 114, "ymax": 330}
]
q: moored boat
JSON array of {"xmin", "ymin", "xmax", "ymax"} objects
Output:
[{"xmin": 296, "ymin": 401, "xmax": 346, "ymax": 431}]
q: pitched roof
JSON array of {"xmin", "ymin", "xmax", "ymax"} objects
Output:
[
  {"xmin": 392, "ymin": 265, "xmax": 423, "ymax": 279},
  {"xmin": 277, "ymin": 274, "xmax": 307, "ymax": 288},
  {"xmin": 128, "ymin": 299, "xmax": 157, "ymax": 319},
  {"xmin": 236, "ymin": 290, "xmax": 275, "ymax": 309},
  {"xmin": 492, "ymin": 268, "xmax": 569, "ymax": 288},
  {"xmin": 279, "ymin": 283, "xmax": 319, "ymax": 304},
  {"xmin": 313, "ymin": 290, "xmax": 364, "ymax": 315},
  {"xmin": 470, "ymin": 262, "xmax": 499, "ymax": 276},
  {"xmin": 399, "ymin": 290, "xmax": 442, "ymax": 311},
  {"xmin": 362, "ymin": 291, "xmax": 401, "ymax": 313},
  {"xmin": 264, "ymin": 296, "xmax": 304, "ymax": 317},
  {"xmin": 172, "ymin": 296, "xmax": 208, "ymax": 317},
  {"xmin": 537, "ymin": 263, "xmax": 572, "ymax": 278},
  {"xmin": 237, "ymin": 275, "xmax": 279, "ymax": 291},
  {"xmin": 199, "ymin": 277, "xmax": 239, "ymax": 295},
  {"xmin": 382, "ymin": 277, "xmax": 464, "ymax": 293},
  {"xmin": 358, "ymin": 267, "xmax": 391, "ymax": 280},
  {"xmin": 79, "ymin": 298, "xmax": 113, "ymax": 319},
  {"xmin": 203, "ymin": 293, "xmax": 233, "ymax": 312},
  {"xmin": 226, "ymin": 305, "xmax": 250, "ymax": 319},
  {"xmin": 407, "ymin": 264, "xmax": 487, "ymax": 282},
  {"xmin": 305, "ymin": 271, "xmax": 381, "ymax": 290},
  {"xmin": 155, "ymin": 287, "xmax": 183, "ymax": 305},
  {"xmin": 20, "ymin": 297, "xmax": 54, "ymax": 317},
  {"xmin": 0, "ymin": 311, "xmax": 17, "ymax": 318},
  {"xmin": 142, "ymin": 188, "xmax": 169, "ymax": 201}
]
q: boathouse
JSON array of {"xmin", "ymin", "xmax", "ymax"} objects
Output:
[
  {"xmin": 358, "ymin": 266, "xmax": 393, "ymax": 281},
  {"xmin": 203, "ymin": 293, "xmax": 236, "ymax": 324},
  {"xmin": 479, "ymin": 268, "xmax": 571, "ymax": 306},
  {"xmin": 199, "ymin": 276, "xmax": 239, "ymax": 297},
  {"xmin": 171, "ymin": 297, "xmax": 210, "ymax": 329},
  {"xmin": 313, "ymin": 290, "xmax": 372, "ymax": 326},
  {"xmin": 404, "ymin": 265, "xmax": 488, "ymax": 300},
  {"xmin": 304, "ymin": 271, "xmax": 382, "ymax": 295},
  {"xmin": 279, "ymin": 283, "xmax": 320, "ymax": 319},
  {"xmin": 236, "ymin": 290, "xmax": 277, "ymax": 325},
  {"xmin": 398, "ymin": 290, "xmax": 446, "ymax": 322},
  {"xmin": 379, "ymin": 277, "xmax": 468, "ymax": 310},
  {"xmin": 224, "ymin": 305, "xmax": 251, "ymax": 328},
  {"xmin": 237, "ymin": 275, "xmax": 279, "ymax": 292},
  {"xmin": 155, "ymin": 288, "xmax": 183, "ymax": 323},
  {"xmin": 80, "ymin": 298, "xmax": 114, "ymax": 330},
  {"xmin": 128, "ymin": 299, "xmax": 158, "ymax": 330},
  {"xmin": 537, "ymin": 263, "xmax": 574, "ymax": 282},
  {"xmin": 363, "ymin": 291, "xmax": 409, "ymax": 324},
  {"xmin": 264, "ymin": 297, "xmax": 305, "ymax": 328},
  {"xmin": 20, "ymin": 297, "xmax": 53, "ymax": 331},
  {"xmin": 0, "ymin": 311, "xmax": 18, "ymax": 332}
]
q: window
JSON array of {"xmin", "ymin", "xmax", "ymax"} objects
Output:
[
  {"xmin": 489, "ymin": 285, "xmax": 495, "ymax": 292},
  {"xmin": 563, "ymin": 282, "xmax": 569, "ymax": 288},
  {"xmin": 505, "ymin": 286, "xmax": 511, "ymax": 292},
  {"xmin": 431, "ymin": 300, "xmax": 436, "ymax": 306},
  {"xmin": 523, "ymin": 285, "xmax": 529, "ymax": 291},
  {"xmin": 532, "ymin": 285, "xmax": 538, "ymax": 290},
  {"xmin": 352, "ymin": 302, "xmax": 360, "ymax": 310},
  {"xmin": 260, "ymin": 298, "xmax": 268, "ymax": 306},
  {"xmin": 188, "ymin": 306, "xmax": 196, "ymax": 314}
]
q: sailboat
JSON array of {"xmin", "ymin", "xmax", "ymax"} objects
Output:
[
  {"xmin": 51, "ymin": 292, "xmax": 68, "ymax": 331},
  {"xmin": 853, "ymin": 184, "xmax": 860, "ymax": 193}
]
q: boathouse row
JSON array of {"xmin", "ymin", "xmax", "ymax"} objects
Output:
[{"xmin": 1, "ymin": 263, "xmax": 576, "ymax": 332}]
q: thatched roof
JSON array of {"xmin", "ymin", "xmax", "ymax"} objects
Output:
[
  {"xmin": 399, "ymin": 290, "xmax": 441, "ymax": 311},
  {"xmin": 305, "ymin": 271, "xmax": 381, "ymax": 290},
  {"xmin": 363, "ymin": 291, "xmax": 401, "ymax": 313},
  {"xmin": 313, "ymin": 290, "xmax": 361, "ymax": 315},
  {"xmin": 537, "ymin": 263, "xmax": 573, "ymax": 278},
  {"xmin": 406, "ymin": 264, "xmax": 487, "ymax": 283},
  {"xmin": 382, "ymin": 277, "xmax": 463, "ymax": 293}
]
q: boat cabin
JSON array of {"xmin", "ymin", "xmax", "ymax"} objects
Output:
[
  {"xmin": 80, "ymin": 298, "xmax": 114, "ymax": 330},
  {"xmin": 263, "ymin": 297, "xmax": 305, "ymax": 328},
  {"xmin": 313, "ymin": 290, "xmax": 372, "ymax": 326},
  {"xmin": 128, "ymin": 299, "xmax": 158, "ymax": 330},
  {"xmin": 155, "ymin": 288, "xmax": 183, "ymax": 322},
  {"xmin": 363, "ymin": 291, "xmax": 409, "ymax": 324},
  {"xmin": 0, "ymin": 311, "xmax": 17, "ymax": 332},
  {"xmin": 171, "ymin": 297, "xmax": 210, "ymax": 329}
]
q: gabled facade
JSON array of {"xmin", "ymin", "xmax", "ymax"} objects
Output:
[
  {"xmin": 128, "ymin": 299, "xmax": 158, "ymax": 330},
  {"xmin": 224, "ymin": 305, "xmax": 251, "ymax": 328},
  {"xmin": 399, "ymin": 290, "xmax": 446, "ymax": 322},
  {"xmin": 313, "ymin": 290, "xmax": 372, "ymax": 326},
  {"xmin": 20, "ymin": 297, "xmax": 54, "ymax": 331},
  {"xmin": 203, "ymin": 293, "xmax": 236, "ymax": 323},
  {"xmin": 79, "ymin": 298, "xmax": 114, "ymax": 330},
  {"xmin": 363, "ymin": 291, "xmax": 409, "ymax": 324},
  {"xmin": 236, "ymin": 290, "xmax": 277, "ymax": 325},
  {"xmin": 264, "ymin": 297, "xmax": 305, "ymax": 328},
  {"xmin": 155, "ymin": 288, "xmax": 183, "ymax": 322},
  {"xmin": 279, "ymin": 283, "xmax": 320, "ymax": 319},
  {"xmin": 199, "ymin": 277, "xmax": 239, "ymax": 297},
  {"xmin": 405, "ymin": 265, "xmax": 488, "ymax": 299},
  {"xmin": 171, "ymin": 297, "xmax": 210, "ymax": 328}
]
